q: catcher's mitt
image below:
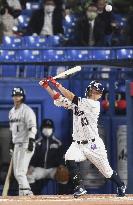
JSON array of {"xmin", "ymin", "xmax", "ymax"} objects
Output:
[{"xmin": 55, "ymin": 165, "xmax": 70, "ymax": 184}]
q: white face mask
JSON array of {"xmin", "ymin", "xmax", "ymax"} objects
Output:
[
  {"xmin": 42, "ymin": 128, "xmax": 53, "ymax": 137},
  {"xmin": 45, "ymin": 5, "xmax": 55, "ymax": 13}
]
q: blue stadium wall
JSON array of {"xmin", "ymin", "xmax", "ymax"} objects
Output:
[{"xmin": 0, "ymin": 79, "xmax": 71, "ymax": 146}]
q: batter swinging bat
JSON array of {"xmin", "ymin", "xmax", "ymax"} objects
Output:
[
  {"xmin": 2, "ymin": 158, "xmax": 13, "ymax": 196},
  {"xmin": 53, "ymin": 66, "xmax": 81, "ymax": 79}
]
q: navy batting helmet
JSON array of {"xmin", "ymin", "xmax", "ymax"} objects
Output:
[
  {"xmin": 85, "ymin": 80, "xmax": 104, "ymax": 97},
  {"xmin": 12, "ymin": 87, "xmax": 25, "ymax": 101}
]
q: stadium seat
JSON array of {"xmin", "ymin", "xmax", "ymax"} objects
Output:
[
  {"xmin": 66, "ymin": 49, "xmax": 92, "ymax": 61},
  {"xmin": 116, "ymin": 48, "xmax": 133, "ymax": 59},
  {"xmin": 24, "ymin": 36, "xmax": 47, "ymax": 48},
  {"xmin": 113, "ymin": 14, "xmax": 127, "ymax": 28},
  {"xmin": 15, "ymin": 8, "xmax": 33, "ymax": 33},
  {"xmin": 42, "ymin": 49, "xmax": 66, "ymax": 62},
  {"xmin": 17, "ymin": 14, "xmax": 31, "ymax": 28},
  {"xmin": 18, "ymin": 50, "xmax": 42, "ymax": 62},
  {"xmin": 92, "ymin": 49, "xmax": 113, "ymax": 60},
  {"xmin": 47, "ymin": 35, "xmax": 63, "ymax": 47},
  {"xmin": 63, "ymin": 14, "xmax": 78, "ymax": 40},
  {"xmin": 26, "ymin": 2, "xmax": 42, "ymax": 10},
  {"xmin": 2, "ymin": 36, "xmax": 23, "ymax": 49},
  {"xmin": 15, "ymin": 1, "xmax": 42, "ymax": 33},
  {"xmin": 0, "ymin": 50, "xmax": 17, "ymax": 62}
]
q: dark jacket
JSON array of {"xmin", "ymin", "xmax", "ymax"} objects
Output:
[
  {"xmin": 30, "ymin": 135, "xmax": 64, "ymax": 169},
  {"xmin": 127, "ymin": 12, "xmax": 133, "ymax": 45},
  {"xmin": 25, "ymin": 8, "xmax": 64, "ymax": 35},
  {"xmin": 97, "ymin": 10, "xmax": 114, "ymax": 35},
  {"xmin": 0, "ymin": 1, "xmax": 21, "ymax": 18},
  {"xmin": 76, "ymin": 15, "xmax": 106, "ymax": 46}
]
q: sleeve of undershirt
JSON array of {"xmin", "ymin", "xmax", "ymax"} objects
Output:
[{"xmin": 72, "ymin": 96, "xmax": 79, "ymax": 105}]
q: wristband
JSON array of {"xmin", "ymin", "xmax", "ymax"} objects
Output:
[{"xmin": 53, "ymin": 93, "xmax": 60, "ymax": 100}]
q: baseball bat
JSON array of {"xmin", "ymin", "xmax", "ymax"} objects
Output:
[
  {"xmin": 53, "ymin": 66, "xmax": 81, "ymax": 79},
  {"xmin": 2, "ymin": 158, "xmax": 13, "ymax": 196}
]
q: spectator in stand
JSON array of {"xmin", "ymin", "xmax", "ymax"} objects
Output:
[
  {"xmin": 7, "ymin": 0, "xmax": 21, "ymax": 10},
  {"xmin": 75, "ymin": 3, "xmax": 107, "ymax": 46},
  {"xmin": 25, "ymin": 0, "xmax": 64, "ymax": 36},
  {"xmin": 94, "ymin": 0, "xmax": 115, "ymax": 46},
  {"xmin": 19, "ymin": 0, "xmax": 27, "ymax": 9},
  {"xmin": 126, "ymin": 10, "xmax": 133, "ymax": 46},
  {"xmin": 0, "ymin": 0, "xmax": 21, "ymax": 36},
  {"xmin": 27, "ymin": 119, "xmax": 69, "ymax": 195},
  {"xmin": 0, "ymin": 20, "xmax": 4, "ymax": 43}
]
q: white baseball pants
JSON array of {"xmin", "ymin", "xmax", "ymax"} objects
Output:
[{"xmin": 65, "ymin": 138, "xmax": 113, "ymax": 178}]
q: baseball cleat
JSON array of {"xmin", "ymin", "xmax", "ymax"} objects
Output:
[
  {"xmin": 19, "ymin": 189, "xmax": 34, "ymax": 196},
  {"xmin": 74, "ymin": 187, "xmax": 87, "ymax": 198},
  {"xmin": 25, "ymin": 190, "xmax": 34, "ymax": 196},
  {"xmin": 117, "ymin": 184, "xmax": 126, "ymax": 197}
]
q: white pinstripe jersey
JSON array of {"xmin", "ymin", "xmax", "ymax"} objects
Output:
[
  {"xmin": 71, "ymin": 97, "xmax": 100, "ymax": 141},
  {"xmin": 9, "ymin": 103, "xmax": 37, "ymax": 144}
]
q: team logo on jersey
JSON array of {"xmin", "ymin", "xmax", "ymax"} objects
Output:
[
  {"xmin": 91, "ymin": 144, "xmax": 97, "ymax": 150},
  {"xmin": 9, "ymin": 118, "xmax": 21, "ymax": 123},
  {"xmin": 74, "ymin": 106, "xmax": 84, "ymax": 116}
]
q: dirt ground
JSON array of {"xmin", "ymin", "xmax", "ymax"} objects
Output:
[{"xmin": 0, "ymin": 194, "xmax": 133, "ymax": 205}]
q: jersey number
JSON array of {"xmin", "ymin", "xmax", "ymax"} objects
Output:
[
  {"xmin": 81, "ymin": 117, "xmax": 89, "ymax": 127},
  {"xmin": 17, "ymin": 125, "xmax": 19, "ymax": 132}
]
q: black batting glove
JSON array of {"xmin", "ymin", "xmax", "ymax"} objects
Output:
[{"xmin": 28, "ymin": 138, "xmax": 35, "ymax": 152}]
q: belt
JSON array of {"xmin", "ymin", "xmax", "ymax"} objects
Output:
[{"xmin": 73, "ymin": 139, "xmax": 95, "ymax": 144}]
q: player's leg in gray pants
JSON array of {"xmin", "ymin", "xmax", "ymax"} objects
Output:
[{"xmin": 13, "ymin": 143, "xmax": 34, "ymax": 196}]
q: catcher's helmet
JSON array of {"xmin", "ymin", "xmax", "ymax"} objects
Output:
[
  {"xmin": 41, "ymin": 119, "xmax": 54, "ymax": 130},
  {"xmin": 85, "ymin": 80, "xmax": 104, "ymax": 97},
  {"xmin": 12, "ymin": 87, "xmax": 25, "ymax": 101}
]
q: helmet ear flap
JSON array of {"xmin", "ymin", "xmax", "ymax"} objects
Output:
[
  {"xmin": 21, "ymin": 95, "xmax": 25, "ymax": 102},
  {"xmin": 85, "ymin": 85, "xmax": 91, "ymax": 97}
]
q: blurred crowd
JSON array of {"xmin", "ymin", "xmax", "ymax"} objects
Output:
[{"xmin": 0, "ymin": 0, "xmax": 133, "ymax": 46}]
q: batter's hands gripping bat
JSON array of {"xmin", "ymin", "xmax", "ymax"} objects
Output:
[
  {"xmin": 2, "ymin": 158, "xmax": 13, "ymax": 196},
  {"xmin": 53, "ymin": 65, "xmax": 81, "ymax": 79},
  {"xmin": 39, "ymin": 66, "xmax": 81, "ymax": 87}
]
